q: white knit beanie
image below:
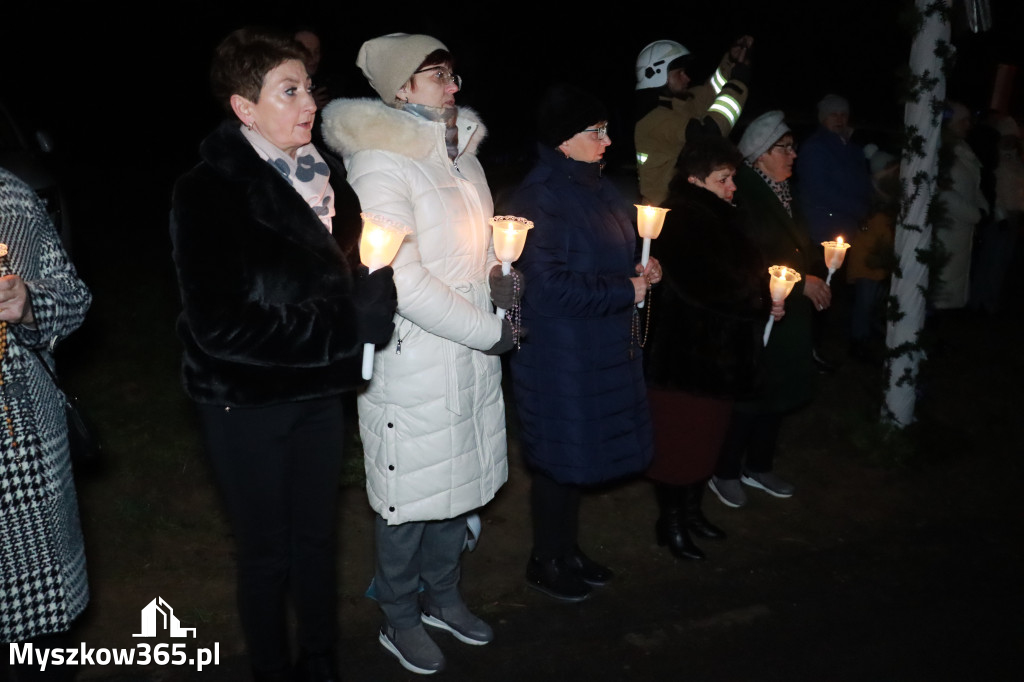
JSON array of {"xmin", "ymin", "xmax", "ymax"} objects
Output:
[
  {"xmin": 738, "ymin": 110, "xmax": 790, "ymax": 162},
  {"xmin": 817, "ymin": 94, "xmax": 849, "ymax": 121},
  {"xmin": 356, "ymin": 33, "xmax": 448, "ymax": 102}
]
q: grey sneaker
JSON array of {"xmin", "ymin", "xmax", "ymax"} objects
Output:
[
  {"xmin": 741, "ymin": 470, "xmax": 795, "ymax": 498},
  {"xmin": 379, "ymin": 623, "xmax": 445, "ymax": 675},
  {"xmin": 421, "ymin": 601, "xmax": 493, "ymax": 645},
  {"xmin": 709, "ymin": 476, "xmax": 747, "ymax": 508}
]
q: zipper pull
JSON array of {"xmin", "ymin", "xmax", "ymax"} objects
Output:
[{"xmin": 396, "ymin": 337, "xmax": 403, "ymax": 355}]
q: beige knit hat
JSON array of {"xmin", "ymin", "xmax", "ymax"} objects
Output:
[
  {"xmin": 738, "ymin": 110, "xmax": 791, "ymax": 162},
  {"xmin": 356, "ymin": 33, "xmax": 448, "ymax": 102}
]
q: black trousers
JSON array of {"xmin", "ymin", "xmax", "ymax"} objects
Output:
[
  {"xmin": 714, "ymin": 409, "xmax": 784, "ymax": 479},
  {"xmin": 196, "ymin": 397, "xmax": 346, "ymax": 675},
  {"xmin": 530, "ymin": 472, "xmax": 582, "ymax": 561}
]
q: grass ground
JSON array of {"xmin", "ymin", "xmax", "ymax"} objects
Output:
[{"xmin": 49, "ymin": 172, "xmax": 1024, "ymax": 681}]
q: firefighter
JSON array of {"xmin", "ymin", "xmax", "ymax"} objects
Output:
[{"xmin": 634, "ymin": 36, "xmax": 753, "ymax": 206}]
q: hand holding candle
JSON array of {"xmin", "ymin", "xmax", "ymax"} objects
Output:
[
  {"xmin": 358, "ymin": 213, "xmax": 410, "ymax": 380},
  {"xmin": 634, "ymin": 205, "xmax": 669, "ymax": 308},
  {"xmin": 489, "ymin": 216, "xmax": 533, "ymax": 318},
  {"xmin": 764, "ymin": 265, "xmax": 801, "ymax": 346},
  {"xmin": 821, "ymin": 236, "xmax": 851, "ymax": 286},
  {"xmin": 0, "ymin": 244, "xmax": 32, "ymax": 325}
]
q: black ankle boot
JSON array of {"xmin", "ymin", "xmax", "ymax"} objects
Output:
[
  {"xmin": 654, "ymin": 484, "xmax": 705, "ymax": 560},
  {"xmin": 684, "ymin": 482, "xmax": 727, "ymax": 540},
  {"xmin": 566, "ymin": 545, "xmax": 614, "ymax": 586}
]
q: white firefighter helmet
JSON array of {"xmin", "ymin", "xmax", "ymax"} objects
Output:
[{"xmin": 635, "ymin": 40, "xmax": 690, "ymax": 90}]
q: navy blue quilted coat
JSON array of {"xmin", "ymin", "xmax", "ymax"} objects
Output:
[{"xmin": 506, "ymin": 145, "xmax": 653, "ymax": 485}]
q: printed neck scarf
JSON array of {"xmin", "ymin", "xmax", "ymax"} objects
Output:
[
  {"xmin": 241, "ymin": 125, "xmax": 336, "ymax": 231},
  {"xmin": 749, "ymin": 161, "xmax": 793, "ymax": 217}
]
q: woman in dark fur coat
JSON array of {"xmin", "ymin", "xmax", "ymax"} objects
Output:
[
  {"xmin": 169, "ymin": 28, "xmax": 397, "ymax": 682},
  {"xmin": 645, "ymin": 135, "xmax": 780, "ymax": 560}
]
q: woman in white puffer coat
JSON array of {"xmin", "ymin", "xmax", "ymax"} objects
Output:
[{"xmin": 321, "ymin": 33, "xmax": 516, "ymax": 675}]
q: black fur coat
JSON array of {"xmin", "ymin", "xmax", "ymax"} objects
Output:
[
  {"xmin": 170, "ymin": 121, "xmax": 367, "ymax": 406},
  {"xmin": 645, "ymin": 182, "xmax": 769, "ymax": 398}
]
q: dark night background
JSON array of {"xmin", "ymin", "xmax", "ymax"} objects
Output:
[{"xmin": 2, "ymin": 0, "xmax": 1022, "ymax": 223}]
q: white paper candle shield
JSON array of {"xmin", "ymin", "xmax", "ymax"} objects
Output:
[
  {"xmin": 358, "ymin": 213, "xmax": 410, "ymax": 380},
  {"xmin": 821, "ymin": 237, "xmax": 851, "ymax": 285},
  {"xmin": 488, "ymin": 216, "xmax": 533, "ymax": 318},
  {"xmin": 764, "ymin": 265, "xmax": 801, "ymax": 346},
  {"xmin": 634, "ymin": 205, "xmax": 669, "ymax": 308}
]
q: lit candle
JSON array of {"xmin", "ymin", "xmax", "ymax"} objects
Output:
[
  {"xmin": 358, "ymin": 213, "xmax": 410, "ymax": 380},
  {"xmin": 489, "ymin": 216, "xmax": 533, "ymax": 318},
  {"xmin": 634, "ymin": 205, "xmax": 670, "ymax": 308},
  {"xmin": 764, "ymin": 265, "xmax": 801, "ymax": 346},
  {"xmin": 821, "ymin": 236, "xmax": 851, "ymax": 286}
]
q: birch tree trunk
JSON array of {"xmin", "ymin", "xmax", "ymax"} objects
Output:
[{"xmin": 883, "ymin": 0, "xmax": 951, "ymax": 427}]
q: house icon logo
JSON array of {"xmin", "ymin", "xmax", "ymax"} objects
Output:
[{"xmin": 132, "ymin": 597, "xmax": 197, "ymax": 638}]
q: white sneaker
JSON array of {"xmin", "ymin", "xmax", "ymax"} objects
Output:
[
  {"xmin": 379, "ymin": 623, "xmax": 445, "ymax": 675},
  {"xmin": 741, "ymin": 471, "xmax": 795, "ymax": 498},
  {"xmin": 421, "ymin": 602, "xmax": 493, "ymax": 645},
  {"xmin": 709, "ymin": 476, "xmax": 747, "ymax": 508}
]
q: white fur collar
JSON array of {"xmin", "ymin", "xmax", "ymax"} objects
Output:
[{"xmin": 320, "ymin": 98, "xmax": 486, "ymax": 161}]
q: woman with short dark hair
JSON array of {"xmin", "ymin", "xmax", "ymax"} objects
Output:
[
  {"xmin": 645, "ymin": 134, "xmax": 777, "ymax": 560},
  {"xmin": 170, "ymin": 27, "xmax": 397, "ymax": 682}
]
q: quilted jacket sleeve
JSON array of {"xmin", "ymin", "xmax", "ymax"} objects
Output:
[{"xmin": 345, "ymin": 149, "xmax": 502, "ymax": 352}]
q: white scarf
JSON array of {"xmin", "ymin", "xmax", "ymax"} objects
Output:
[{"xmin": 241, "ymin": 125, "xmax": 336, "ymax": 231}]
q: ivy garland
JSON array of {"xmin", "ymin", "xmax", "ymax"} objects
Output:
[{"xmin": 881, "ymin": 0, "xmax": 954, "ymax": 425}]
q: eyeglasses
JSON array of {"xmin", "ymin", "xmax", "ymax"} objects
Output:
[
  {"xmin": 414, "ymin": 67, "xmax": 462, "ymax": 89},
  {"xmin": 583, "ymin": 126, "xmax": 609, "ymax": 140},
  {"xmin": 771, "ymin": 142, "xmax": 798, "ymax": 154}
]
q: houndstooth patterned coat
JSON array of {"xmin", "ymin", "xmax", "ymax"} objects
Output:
[{"xmin": 0, "ymin": 167, "xmax": 91, "ymax": 643}]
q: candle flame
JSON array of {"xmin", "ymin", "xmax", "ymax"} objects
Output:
[
  {"xmin": 836, "ymin": 236, "xmax": 844, "ymax": 246},
  {"xmin": 368, "ymin": 229, "xmax": 387, "ymax": 248},
  {"xmin": 780, "ymin": 266, "xmax": 788, "ymax": 279}
]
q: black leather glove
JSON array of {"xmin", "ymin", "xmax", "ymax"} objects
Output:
[
  {"xmin": 488, "ymin": 264, "xmax": 524, "ymax": 309},
  {"xmin": 483, "ymin": 318, "xmax": 515, "ymax": 355},
  {"xmin": 355, "ymin": 266, "xmax": 398, "ymax": 346}
]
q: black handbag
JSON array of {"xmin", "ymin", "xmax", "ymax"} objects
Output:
[{"xmin": 32, "ymin": 349, "xmax": 102, "ymax": 462}]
